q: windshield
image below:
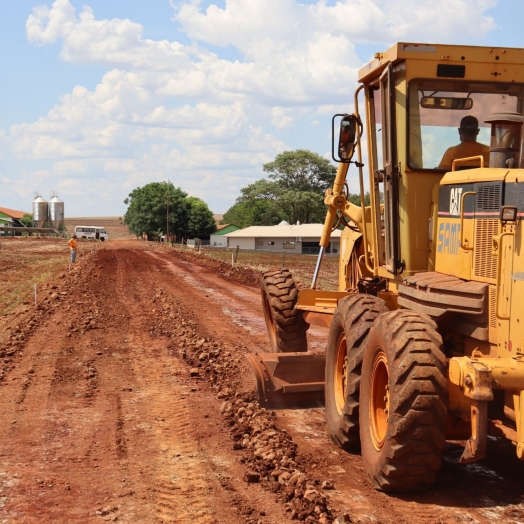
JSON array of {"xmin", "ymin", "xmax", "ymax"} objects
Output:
[{"xmin": 408, "ymin": 79, "xmax": 524, "ymax": 170}]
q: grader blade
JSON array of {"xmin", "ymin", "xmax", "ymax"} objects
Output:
[{"xmin": 246, "ymin": 352, "xmax": 325, "ymax": 407}]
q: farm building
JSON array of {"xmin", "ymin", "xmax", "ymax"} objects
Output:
[
  {"xmin": 224, "ymin": 222, "xmax": 342, "ymax": 254},
  {"xmin": 0, "ymin": 207, "xmax": 30, "ymax": 235},
  {"xmin": 210, "ymin": 224, "xmax": 240, "ymax": 247}
]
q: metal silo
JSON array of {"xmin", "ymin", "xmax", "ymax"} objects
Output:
[
  {"xmin": 49, "ymin": 192, "xmax": 64, "ymax": 230},
  {"xmin": 32, "ymin": 193, "xmax": 48, "ymax": 228}
]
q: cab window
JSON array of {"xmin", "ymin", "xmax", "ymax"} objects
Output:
[{"xmin": 408, "ymin": 79, "xmax": 524, "ymax": 170}]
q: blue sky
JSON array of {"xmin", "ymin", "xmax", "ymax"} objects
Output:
[{"xmin": 1, "ymin": 0, "xmax": 523, "ymax": 217}]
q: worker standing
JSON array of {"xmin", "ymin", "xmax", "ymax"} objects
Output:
[{"xmin": 68, "ymin": 234, "xmax": 78, "ymax": 263}]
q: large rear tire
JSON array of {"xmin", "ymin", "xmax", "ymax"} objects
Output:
[
  {"xmin": 260, "ymin": 269, "xmax": 308, "ymax": 353},
  {"xmin": 325, "ymin": 295, "xmax": 388, "ymax": 450},
  {"xmin": 359, "ymin": 310, "xmax": 448, "ymax": 492}
]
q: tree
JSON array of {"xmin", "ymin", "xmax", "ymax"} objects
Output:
[
  {"xmin": 222, "ymin": 199, "xmax": 282, "ymax": 228},
  {"xmin": 186, "ymin": 197, "xmax": 216, "ymax": 238},
  {"xmin": 347, "ymin": 192, "xmax": 371, "ymax": 207},
  {"xmin": 19, "ymin": 213, "xmax": 33, "ymax": 228},
  {"xmin": 262, "ymin": 149, "xmax": 336, "ymax": 194},
  {"xmin": 222, "ymin": 150, "xmax": 337, "ymax": 226},
  {"xmin": 124, "ymin": 182, "xmax": 190, "ymax": 241}
]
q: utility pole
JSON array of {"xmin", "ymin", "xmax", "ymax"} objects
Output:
[{"xmin": 166, "ymin": 180, "xmax": 170, "ymax": 244}]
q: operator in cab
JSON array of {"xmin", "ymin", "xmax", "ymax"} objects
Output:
[{"xmin": 438, "ymin": 115, "xmax": 490, "ymax": 170}]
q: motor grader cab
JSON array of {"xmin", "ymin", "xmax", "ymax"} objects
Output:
[{"xmin": 248, "ymin": 42, "xmax": 524, "ymax": 492}]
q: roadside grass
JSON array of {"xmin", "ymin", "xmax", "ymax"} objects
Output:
[{"xmin": 0, "ymin": 238, "xmax": 71, "ymax": 315}]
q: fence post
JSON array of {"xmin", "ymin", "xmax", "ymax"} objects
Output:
[{"xmin": 235, "ymin": 245, "xmax": 239, "ymax": 263}]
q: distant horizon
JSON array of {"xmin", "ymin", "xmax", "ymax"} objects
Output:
[{"xmin": 0, "ymin": 210, "xmax": 224, "ymax": 219}]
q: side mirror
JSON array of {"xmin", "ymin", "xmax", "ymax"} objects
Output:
[{"xmin": 332, "ymin": 114, "xmax": 359, "ymax": 163}]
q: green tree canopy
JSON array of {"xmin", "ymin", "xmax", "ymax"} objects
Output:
[
  {"xmin": 187, "ymin": 197, "xmax": 216, "ymax": 237},
  {"xmin": 223, "ymin": 149, "xmax": 337, "ymax": 226},
  {"xmin": 19, "ymin": 213, "xmax": 33, "ymax": 227},
  {"xmin": 347, "ymin": 192, "xmax": 371, "ymax": 207},
  {"xmin": 124, "ymin": 182, "xmax": 190, "ymax": 240},
  {"xmin": 262, "ymin": 149, "xmax": 336, "ymax": 193},
  {"xmin": 222, "ymin": 199, "xmax": 282, "ymax": 228},
  {"xmin": 124, "ymin": 182, "xmax": 216, "ymax": 241}
]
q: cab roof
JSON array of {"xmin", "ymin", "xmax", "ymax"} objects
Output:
[{"xmin": 358, "ymin": 42, "xmax": 524, "ymax": 84}]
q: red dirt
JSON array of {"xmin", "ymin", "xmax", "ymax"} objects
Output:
[{"xmin": 1, "ymin": 241, "xmax": 524, "ymax": 523}]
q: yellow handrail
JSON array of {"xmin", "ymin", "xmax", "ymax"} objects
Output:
[
  {"xmin": 496, "ymin": 230, "xmax": 515, "ymax": 320},
  {"xmin": 353, "ymin": 85, "xmax": 374, "ymax": 274},
  {"xmin": 460, "ymin": 191, "xmax": 476, "ymax": 251},
  {"xmin": 452, "ymin": 155, "xmax": 484, "ymax": 171}
]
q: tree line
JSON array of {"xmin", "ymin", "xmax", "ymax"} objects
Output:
[
  {"xmin": 222, "ymin": 149, "xmax": 369, "ymax": 228},
  {"xmin": 123, "ymin": 150, "xmax": 370, "ymax": 239},
  {"xmin": 123, "ymin": 182, "xmax": 215, "ymax": 241}
]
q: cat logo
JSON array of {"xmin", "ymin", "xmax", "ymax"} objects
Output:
[{"xmin": 450, "ymin": 187, "xmax": 463, "ymax": 216}]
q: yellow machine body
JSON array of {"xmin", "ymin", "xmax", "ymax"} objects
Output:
[{"xmin": 252, "ymin": 42, "xmax": 524, "ymax": 465}]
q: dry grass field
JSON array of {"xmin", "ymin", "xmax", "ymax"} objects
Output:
[
  {"xmin": 0, "ymin": 237, "xmax": 102, "ymax": 315},
  {"xmin": 0, "ymin": 238, "xmax": 69, "ymax": 315}
]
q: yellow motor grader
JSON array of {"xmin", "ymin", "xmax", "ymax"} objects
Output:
[{"xmin": 247, "ymin": 42, "xmax": 524, "ymax": 492}]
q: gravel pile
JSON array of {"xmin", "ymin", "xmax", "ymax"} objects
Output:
[
  {"xmin": 166, "ymin": 248, "xmax": 262, "ymax": 288},
  {"xmin": 0, "ymin": 253, "xmax": 96, "ymax": 383},
  {"xmin": 152, "ymin": 286, "xmax": 343, "ymax": 523}
]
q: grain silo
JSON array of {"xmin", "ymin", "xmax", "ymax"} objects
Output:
[
  {"xmin": 32, "ymin": 193, "xmax": 48, "ymax": 228},
  {"xmin": 49, "ymin": 192, "xmax": 64, "ymax": 230}
]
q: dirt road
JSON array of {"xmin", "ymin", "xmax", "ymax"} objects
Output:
[{"xmin": 1, "ymin": 243, "xmax": 524, "ymax": 523}]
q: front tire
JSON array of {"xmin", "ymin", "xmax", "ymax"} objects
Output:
[
  {"xmin": 359, "ymin": 310, "xmax": 448, "ymax": 492},
  {"xmin": 325, "ymin": 295, "xmax": 388, "ymax": 450},
  {"xmin": 260, "ymin": 269, "xmax": 308, "ymax": 353}
]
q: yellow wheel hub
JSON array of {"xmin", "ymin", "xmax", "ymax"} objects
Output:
[
  {"xmin": 369, "ymin": 350, "xmax": 389, "ymax": 450},
  {"xmin": 334, "ymin": 332, "xmax": 348, "ymax": 415}
]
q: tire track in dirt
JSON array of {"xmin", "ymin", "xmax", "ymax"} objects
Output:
[
  {"xmin": 101, "ymin": 250, "xmax": 218, "ymax": 524},
  {"xmin": 142, "ymin": 246, "xmax": 524, "ymax": 524},
  {"xmin": 106, "ymin": 249, "xmax": 291, "ymax": 524},
  {"xmin": 1, "ymin": 248, "xmax": 258, "ymax": 523},
  {"xmin": 145, "ymin": 250, "xmax": 329, "ymax": 353}
]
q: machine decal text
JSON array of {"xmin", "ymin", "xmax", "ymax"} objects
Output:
[
  {"xmin": 450, "ymin": 187, "xmax": 463, "ymax": 216},
  {"xmin": 437, "ymin": 223, "xmax": 461, "ymax": 254}
]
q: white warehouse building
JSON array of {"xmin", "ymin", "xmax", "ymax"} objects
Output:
[{"xmin": 223, "ymin": 222, "xmax": 341, "ymax": 255}]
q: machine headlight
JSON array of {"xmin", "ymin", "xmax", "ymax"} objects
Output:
[{"xmin": 500, "ymin": 206, "xmax": 518, "ymax": 223}]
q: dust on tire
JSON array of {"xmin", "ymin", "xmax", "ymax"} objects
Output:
[
  {"xmin": 260, "ymin": 268, "xmax": 308, "ymax": 353},
  {"xmin": 359, "ymin": 310, "xmax": 448, "ymax": 492},
  {"xmin": 325, "ymin": 294, "xmax": 388, "ymax": 450}
]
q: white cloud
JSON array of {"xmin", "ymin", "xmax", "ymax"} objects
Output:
[
  {"xmin": 27, "ymin": 0, "xmax": 191, "ymax": 71},
  {"xmin": 271, "ymin": 107, "xmax": 294, "ymax": 129},
  {"xmin": 3, "ymin": 0, "xmax": 498, "ymax": 215}
]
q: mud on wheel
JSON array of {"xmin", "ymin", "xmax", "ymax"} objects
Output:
[
  {"xmin": 325, "ymin": 295, "xmax": 388, "ymax": 450},
  {"xmin": 359, "ymin": 310, "xmax": 448, "ymax": 492},
  {"xmin": 260, "ymin": 268, "xmax": 308, "ymax": 352}
]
